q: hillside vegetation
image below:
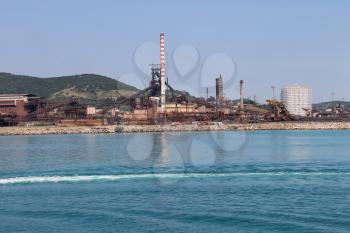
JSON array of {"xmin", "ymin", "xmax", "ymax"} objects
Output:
[
  {"xmin": 313, "ymin": 101, "xmax": 350, "ymax": 112},
  {"xmin": 0, "ymin": 72, "xmax": 138, "ymax": 105}
]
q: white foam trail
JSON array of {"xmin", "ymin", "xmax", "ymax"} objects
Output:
[{"xmin": 0, "ymin": 172, "xmax": 349, "ymax": 185}]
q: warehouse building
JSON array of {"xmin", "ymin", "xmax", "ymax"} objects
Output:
[{"xmin": 0, "ymin": 94, "xmax": 40, "ymax": 121}]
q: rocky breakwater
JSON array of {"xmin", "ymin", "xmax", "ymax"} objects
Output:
[
  {"xmin": 0, "ymin": 126, "xmax": 117, "ymax": 136},
  {"xmin": 115, "ymin": 124, "xmax": 238, "ymax": 133},
  {"xmin": 1, "ymin": 122, "xmax": 350, "ymax": 136},
  {"xmin": 236, "ymin": 122, "xmax": 350, "ymax": 131},
  {"xmin": 116, "ymin": 122, "xmax": 350, "ymax": 133}
]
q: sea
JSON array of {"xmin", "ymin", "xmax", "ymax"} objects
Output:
[{"xmin": 1, "ymin": 130, "xmax": 350, "ymax": 233}]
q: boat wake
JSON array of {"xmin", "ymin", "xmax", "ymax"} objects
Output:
[{"xmin": 1, "ymin": 171, "xmax": 349, "ymax": 185}]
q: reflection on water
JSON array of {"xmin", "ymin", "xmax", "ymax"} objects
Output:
[
  {"xmin": 85, "ymin": 134, "xmax": 97, "ymax": 162},
  {"xmin": 1, "ymin": 131, "xmax": 350, "ymax": 174},
  {"xmin": 158, "ymin": 132, "xmax": 169, "ymax": 164}
]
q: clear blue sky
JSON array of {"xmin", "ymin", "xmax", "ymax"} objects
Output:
[{"xmin": 1, "ymin": 0, "xmax": 350, "ymax": 103}]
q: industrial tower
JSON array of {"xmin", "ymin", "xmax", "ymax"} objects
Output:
[
  {"xmin": 216, "ymin": 75, "xmax": 223, "ymax": 104},
  {"xmin": 160, "ymin": 32, "xmax": 166, "ymax": 112}
]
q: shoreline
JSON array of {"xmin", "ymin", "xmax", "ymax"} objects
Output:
[{"xmin": 1, "ymin": 122, "xmax": 350, "ymax": 136}]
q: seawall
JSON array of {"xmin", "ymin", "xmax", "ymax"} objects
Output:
[{"xmin": 1, "ymin": 122, "xmax": 350, "ymax": 136}]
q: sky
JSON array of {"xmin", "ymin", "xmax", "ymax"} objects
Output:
[{"xmin": 1, "ymin": 0, "xmax": 350, "ymax": 103}]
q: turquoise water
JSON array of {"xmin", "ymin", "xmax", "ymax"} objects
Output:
[{"xmin": 1, "ymin": 131, "xmax": 350, "ymax": 232}]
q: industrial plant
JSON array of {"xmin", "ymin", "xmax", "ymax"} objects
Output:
[{"xmin": 0, "ymin": 33, "xmax": 349, "ymax": 127}]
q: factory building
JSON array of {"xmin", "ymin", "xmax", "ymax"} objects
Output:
[
  {"xmin": 280, "ymin": 84, "xmax": 312, "ymax": 116},
  {"xmin": 0, "ymin": 94, "xmax": 40, "ymax": 121}
]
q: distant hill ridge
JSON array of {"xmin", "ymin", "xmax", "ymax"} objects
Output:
[
  {"xmin": 0, "ymin": 72, "xmax": 139, "ymax": 104},
  {"xmin": 2, "ymin": 72, "xmax": 349, "ymax": 111},
  {"xmin": 313, "ymin": 101, "xmax": 350, "ymax": 112}
]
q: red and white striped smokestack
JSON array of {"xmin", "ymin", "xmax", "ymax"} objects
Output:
[{"xmin": 160, "ymin": 32, "xmax": 166, "ymax": 111}]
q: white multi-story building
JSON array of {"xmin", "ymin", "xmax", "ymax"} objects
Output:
[{"xmin": 280, "ymin": 84, "xmax": 312, "ymax": 116}]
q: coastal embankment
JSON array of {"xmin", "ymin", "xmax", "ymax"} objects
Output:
[{"xmin": 1, "ymin": 122, "xmax": 350, "ymax": 136}]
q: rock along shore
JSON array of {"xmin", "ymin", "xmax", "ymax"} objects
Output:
[{"xmin": 1, "ymin": 122, "xmax": 350, "ymax": 136}]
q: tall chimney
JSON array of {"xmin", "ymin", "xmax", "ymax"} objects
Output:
[
  {"xmin": 240, "ymin": 80, "xmax": 244, "ymax": 110},
  {"xmin": 160, "ymin": 33, "xmax": 166, "ymax": 112},
  {"xmin": 216, "ymin": 75, "xmax": 223, "ymax": 104}
]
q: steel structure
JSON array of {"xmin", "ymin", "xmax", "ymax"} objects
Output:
[{"xmin": 266, "ymin": 99, "xmax": 293, "ymax": 121}]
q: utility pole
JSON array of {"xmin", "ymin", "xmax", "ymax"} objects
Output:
[
  {"xmin": 331, "ymin": 92, "xmax": 335, "ymax": 102},
  {"xmin": 271, "ymin": 86, "xmax": 276, "ymax": 100}
]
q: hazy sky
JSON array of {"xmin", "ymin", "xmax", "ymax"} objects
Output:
[{"xmin": 1, "ymin": 0, "xmax": 350, "ymax": 103}]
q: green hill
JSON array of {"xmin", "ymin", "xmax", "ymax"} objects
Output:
[
  {"xmin": 313, "ymin": 101, "xmax": 350, "ymax": 112},
  {"xmin": 0, "ymin": 72, "xmax": 138, "ymax": 105}
]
